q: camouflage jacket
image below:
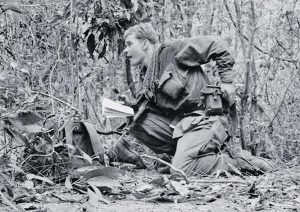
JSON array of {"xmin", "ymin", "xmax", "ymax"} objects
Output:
[{"xmin": 140, "ymin": 36, "xmax": 235, "ymax": 114}]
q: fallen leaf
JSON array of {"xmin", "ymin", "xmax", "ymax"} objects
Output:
[
  {"xmin": 88, "ymin": 187, "xmax": 110, "ymax": 206},
  {"xmin": 87, "ymin": 176, "xmax": 121, "ymax": 188},
  {"xmin": 135, "ymin": 184, "xmax": 154, "ymax": 193},
  {"xmin": 284, "ymin": 185, "xmax": 298, "ymax": 192},
  {"xmin": 65, "ymin": 176, "xmax": 73, "ymax": 190},
  {"xmin": 26, "ymin": 173, "xmax": 54, "ymax": 185},
  {"xmin": 24, "ymin": 180, "xmax": 34, "ymax": 190},
  {"xmin": 10, "ymin": 61, "xmax": 18, "ymax": 68},
  {"xmin": 170, "ymin": 180, "xmax": 189, "ymax": 196},
  {"xmin": 22, "ymin": 95, "xmax": 38, "ymax": 105},
  {"xmin": 83, "ymin": 167, "xmax": 125, "ymax": 180},
  {"xmin": 20, "ymin": 68, "xmax": 29, "ymax": 74}
]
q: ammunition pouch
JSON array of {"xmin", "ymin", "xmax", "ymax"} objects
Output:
[{"xmin": 200, "ymin": 85, "xmax": 223, "ymax": 115}]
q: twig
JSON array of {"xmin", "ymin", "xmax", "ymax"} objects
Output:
[
  {"xmin": 0, "ymin": 4, "xmax": 23, "ymax": 15},
  {"xmin": 190, "ymin": 179, "xmax": 247, "ymax": 185},
  {"xmin": 32, "ymin": 91, "xmax": 79, "ymax": 112},
  {"xmin": 20, "ymin": 150, "xmax": 55, "ymax": 167},
  {"xmin": 141, "ymin": 154, "xmax": 190, "ymax": 184},
  {"xmin": 268, "ymin": 69, "xmax": 299, "ymax": 127},
  {"xmin": 268, "ymin": 39, "xmax": 300, "ymax": 127},
  {"xmin": 83, "ymin": 84, "xmax": 105, "ymax": 128},
  {"xmin": 275, "ymin": 38, "xmax": 299, "ymax": 69},
  {"xmin": 223, "ymin": 0, "xmax": 298, "ymax": 64},
  {"xmin": 49, "ymin": 62, "xmax": 58, "ymax": 114},
  {"xmin": 0, "ymin": 191, "xmax": 24, "ymax": 212}
]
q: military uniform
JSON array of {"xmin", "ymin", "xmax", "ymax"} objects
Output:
[{"xmin": 129, "ymin": 36, "xmax": 238, "ymax": 176}]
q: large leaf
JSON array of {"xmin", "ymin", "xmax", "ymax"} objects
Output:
[
  {"xmin": 3, "ymin": 127, "xmax": 31, "ymax": 148},
  {"xmin": 83, "ymin": 167, "xmax": 125, "ymax": 180},
  {"xmin": 87, "ymin": 176, "xmax": 121, "ymax": 188},
  {"xmin": 5, "ymin": 112, "xmax": 46, "ymax": 133}
]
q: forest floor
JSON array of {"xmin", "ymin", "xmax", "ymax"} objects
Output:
[{"xmin": 1, "ymin": 162, "xmax": 299, "ymax": 212}]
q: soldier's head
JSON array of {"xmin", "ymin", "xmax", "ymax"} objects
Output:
[
  {"xmin": 124, "ymin": 23, "xmax": 158, "ymax": 67},
  {"xmin": 124, "ymin": 23, "xmax": 158, "ymax": 45}
]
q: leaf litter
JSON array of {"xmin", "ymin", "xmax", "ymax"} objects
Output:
[{"xmin": 0, "ymin": 111, "xmax": 299, "ymax": 211}]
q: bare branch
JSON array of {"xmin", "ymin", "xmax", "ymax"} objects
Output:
[
  {"xmin": 141, "ymin": 154, "xmax": 190, "ymax": 184},
  {"xmin": 223, "ymin": 0, "xmax": 298, "ymax": 64}
]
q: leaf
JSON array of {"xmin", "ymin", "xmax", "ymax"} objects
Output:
[
  {"xmin": 249, "ymin": 197, "xmax": 260, "ymax": 211},
  {"xmin": 87, "ymin": 176, "xmax": 121, "ymax": 188},
  {"xmin": 170, "ymin": 180, "xmax": 189, "ymax": 196},
  {"xmin": 10, "ymin": 61, "xmax": 18, "ymax": 68},
  {"xmin": 71, "ymin": 165, "xmax": 99, "ymax": 177},
  {"xmin": 23, "ymin": 95, "xmax": 38, "ymax": 105},
  {"xmin": 24, "ymin": 180, "xmax": 34, "ymax": 190},
  {"xmin": 26, "ymin": 174, "xmax": 54, "ymax": 185},
  {"xmin": 132, "ymin": 0, "xmax": 139, "ymax": 12},
  {"xmin": 64, "ymin": 143, "xmax": 76, "ymax": 151},
  {"xmin": 83, "ymin": 167, "xmax": 125, "ymax": 180},
  {"xmin": 87, "ymin": 188, "xmax": 99, "ymax": 207},
  {"xmin": 135, "ymin": 184, "xmax": 154, "ymax": 193},
  {"xmin": 121, "ymin": 0, "xmax": 133, "ymax": 9},
  {"xmin": 98, "ymin": 31, "xmax": 104, "ymax": 41},
  {"xmin": 87, "ymin": 187, "xmax": 110, "ymax": 206},
  {"xmin": 65, "ymin": 176, "xmax": 73, "ymax": 190},
  {"xmin": 6, "ymin": 111, "xmax": 44, "ymax": 133},
  {"xmin": 77, "ymin": 149, "xmax": 93, "ymax": 164},
  {"xmin": 0, "ymin": 72, "xmax": 6, "ymax": 80},
  {"xmin": 4, "ymin": 127, "xmax": 32, "ymax": 148},
  {"xmin": 63, "ymin": 2, "xmax": 71, "ymax": 19},
  {"xmin": 8, "ymin": 163, "xmax": 25, "ymax": 174},
  {"xmin": 227, "ymin": 162, "xmax": 243, "ymax": 176},
  {"xmin": 20, "ymin": 68, "xmax": 29, "ymax": 74},
  {"xmin": 98, "ymin": 40, "xmax": 107, "ymax": 59},
  {"xmin": 87, "ymin": 33, "xmax": 96, "ymax": 58}
]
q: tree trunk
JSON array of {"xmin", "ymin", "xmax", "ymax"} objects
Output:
[{"xmin": 234, "ymin": 0, "xmax": 256, "ymax": 150}]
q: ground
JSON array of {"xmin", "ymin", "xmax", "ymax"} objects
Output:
[{"xmin": 1, "ymin": 164, "xmax": 299, "ymax": 212}]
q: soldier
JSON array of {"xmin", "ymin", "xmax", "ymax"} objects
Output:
[{"xmin": 109, "ymin": 23, "xmax": 274, "ymax": 176}]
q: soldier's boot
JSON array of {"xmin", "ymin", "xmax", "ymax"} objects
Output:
[
  {"xmin": 108, "ymin": 138, "xmax": 146, "ymax": 169},
  {"xmin": 234, "ymin": 150, "xmax": 276, "ymax": 173}
]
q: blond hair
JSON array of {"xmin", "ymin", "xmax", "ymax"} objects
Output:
[{"xmin": 124, "ymin": 23, "xmax": 158, "ymax": 44}]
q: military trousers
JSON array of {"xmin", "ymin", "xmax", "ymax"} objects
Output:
[{"xmin": 130, "ymin": 111, "xmax": 237, "ymax": 176}]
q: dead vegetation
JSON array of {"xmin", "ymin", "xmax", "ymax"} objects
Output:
[{"xmin": 1, "ymin": 0, "xmax": 300, "ymax": 211}]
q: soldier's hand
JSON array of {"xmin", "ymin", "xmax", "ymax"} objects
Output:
[
  {"xmin": 118, "ymin": 94, "xmax": 137, "ymax": 106},
  {"xmin": 221, "ymin": 83, "xmax": 236, "ymax": 106}
]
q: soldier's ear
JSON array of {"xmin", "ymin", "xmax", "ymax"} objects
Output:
[{"xmin": 143, "ymin": 39, "xmax": 150, "ymax": 50}]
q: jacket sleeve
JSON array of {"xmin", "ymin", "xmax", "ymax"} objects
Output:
[{"xmin": 174, "ymin": 36, "xmax": 235, "ymax": 83}]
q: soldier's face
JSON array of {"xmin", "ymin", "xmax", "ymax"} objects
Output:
[{"xmin": 124, "ymin": 34, "xmax": 146, "ymax": 66}]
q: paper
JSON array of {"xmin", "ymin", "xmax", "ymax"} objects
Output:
[{"xmin": 102, "ymin": 97, "xmax": 134, "ymax": 117}]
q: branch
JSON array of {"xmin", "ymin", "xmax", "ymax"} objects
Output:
[
  {"xmin": 141, "ymin": 154, "xmax": 190, "ymax": 184},
  {"xmin": 191, "ymin": 179, "xmax": 247, "ymax": 185},
  {"xmin": 268, "ymin": 38, "xmax": 300, "ymax": 127},
  {"xmin": 275, "ymin": 38, "xmax": 299, "ymax": 69},
  {"xmin": 0, "ymin": 191, "xmax": 25, "ymax": 212},
  {"xmin": 32, "ymin": 91, "xmax": 79, "ymax": 112},
  {"xmin": 83, "ymin": 84, "xmax": 105, "ymax": 129},
  {"xmin": 223, "ymin": 0, "xmax": 298, "ymax": 64},
  {"xmin": 268, "ymin": 68, "xmax": 299, "ymax": 127},
  {"xmin": 0, "ymin": 4, "xmax": 24, "ymax": 15}
]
